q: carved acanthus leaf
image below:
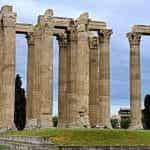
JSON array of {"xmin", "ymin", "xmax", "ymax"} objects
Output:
[
  {"xmin": 99, "ymin": 29, "xmax": 112, "ymax": 42},
  {"xmin": 89, "ymin": 37, "xmax": 98, "ymax": 49},
  {"xmin": 2, "ymin": 12, "xmax": 16, "ymax": 27},
  {"xmin": 58, "ymin": 33, "xmax": 68, "ymax": 47},
  {"xmin": 127, "ymin": 32, "xmax": 141, "ymax": 45}
]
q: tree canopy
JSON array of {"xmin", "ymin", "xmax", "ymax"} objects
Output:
[
  {"xmin": 142, "ymin": 94, "xmax": 150, "ymax": 129},
  {"xmin": 14, "ymin": 74, "xmax": 26, "ymax": 130}
]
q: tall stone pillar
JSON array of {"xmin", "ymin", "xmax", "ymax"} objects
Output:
[
  {"xmin": 26, "ymin": 33, "xmax": 34, "ymax": 120},
  {"xmin": 127, "ymin": 32, "xmax": 143, "ymax": 129},
  {"xmin": 29, "ymin": 28, "xmax": 41, "ymax": 123},
  {"xmin": 25, "ymin": 29, "xmax": 42, "ymax": 128},
  {"xmin": 75, "ymin": 13, "xmax": 90, "ymax": 127},
  {"xmin": 66, "ymin": 24, "xmax": 78, "ymax": 127},
  {"xmin": 89, "ymin": 36, "xmax": 99, "ymax": 127},
  {"xmin": 57, "ymin": 33, "xmax": 69, "ymax": 127},
  {"xmin": 58, "ymin": 24, "xmax": 78, "ymax": 128},
  {"xmin": 98, "ymin": 29, "xmax": 112, "ymax": 128},
  {"xmin": 0, "ymin": 6, "xmax": 16, "ymax": 129},
  {"xmin": 39, "ymin": 28, "xmax": 53, "ymax": 128},
  {"xmin": 0, "ymin": 10, "xmax": 4, "ymax": 128},
  {"xmin": 38, "ymin": 15, "xmax": 53, "ymax": 128},
  {"xmin": 27, "ymin": 10, "xmax": 54, "ymax": 128}
]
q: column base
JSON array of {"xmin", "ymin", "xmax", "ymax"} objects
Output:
[
  {"xmin": 26, "ymin": 116, "xmax": 53, "ymax": 129},
  {"xmin": 0, "ymin": 127, "xmax": 17, "ymax": 133},
  {"xmin": 61, "ymin": 117, "xmax": 90, "ymax": 128},
  {"xmin": 129, "ymin": 123, "xmax": 143, "ymax": 130},
  {"xmin": 39, "ymin": 115, "xmax": 53, "ymax": 129},
  {"xmin": 58, "ymin": 118, "xmax": 90, "ymax": 128},
  {"xmin": 25, "ymin": 119, "xmax": 41, "ymax": 129},
  {"xmin": 57, "ymin": 121, "xmax": 69, "ymax": 128},
  {"xmin": 0, "ymin": 121, "xmax": 16, "ymax": 131},
  {"xmin": 95, "ymin": 122, "xmax": 112, "ymax": 129}
]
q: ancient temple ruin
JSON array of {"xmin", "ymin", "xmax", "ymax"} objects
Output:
[{"xmin": 0, "ymin": 5, "xmax": 112, "ymax": 129}]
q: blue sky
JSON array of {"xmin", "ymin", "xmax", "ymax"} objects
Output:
[{"xmin": 0, "ymin": 0, "xmax": 150, "ymax": 116}]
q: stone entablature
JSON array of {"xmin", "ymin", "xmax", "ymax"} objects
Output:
[
  {"xmin": 16, "ymin": 23, "xmax": 34, "ymax": 34},
  {"xmin": 132, "ymin": 25, "xmax": 150, "ymax": 35},
  {"xmin": 16, "ymin": 15, "xmax": 107, "ymax": 35}
]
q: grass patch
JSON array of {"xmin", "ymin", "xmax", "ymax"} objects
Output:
[
  {"xmin": 0, "ymin": 145, "xmax": 10, "ymax": 150},
  {"xmin": 2, "ymin": 128, "xmax": 150, "ymax": 146}
]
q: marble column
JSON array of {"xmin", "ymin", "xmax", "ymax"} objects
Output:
[
  {"xmin": 26, "ymin": 32, "xmax": 34, "ymax": 120},
  {"xmin": 66, "ymin": 25, "xmax": 78, "ymax": 127},
  {"xmin": 29, "ymin": 27, "xmax": 41, "ymax": 125},
  {"xmin": 89, "ymin": 36, "xmax": 99, "ymax": 127},
  {"xmin": 75, "ymin": 13, "xmax": 90, "ymax": 128},
  {"xmin": 39, "ymin": 25, "xmax": 53, "ymax": 128},
  {"xmin": 57, "ymin": 33, "xmax": 69, "ymax": 128},
  {"xmin": 98, "ymin": 29, "xmax": 112, "ymax": 128},
  {"xmin": 0, "ymin": 10, "xmax": 3, "ymax": 128},
  {"xmin": 127, "ymin": 32, "xmax": 143, "ymax": 129},
  {"xmin": 0, "ymin": 6, "xmax": 16, "ymax": 129},
  {"xmin": 27, "ymin": 12, "xmax": 54, "ymax": 128}
]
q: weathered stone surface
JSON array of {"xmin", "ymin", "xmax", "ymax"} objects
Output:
[
  {"xmin": 0, "ymin": 8, "xmax": 3, "ymax": 129},
  {"xmin": 74, "ymin": 13, "xmax": 90, "ymax": 128},
  {"xmin": 0, "ymin": 136, "xmax": 58, "ymax": 150},
  {"xmin": 25, "ymin": 10, "xmax": 111, "ymax": 129},
  {"xmin": 26, "ymin": 32, "xmax": 34, "ymax": 121},
  {"xmin": 127, "ymin": 32, "xmax": 143, "ymax": 129},
  {"xmin": 16, "ymin": 23, "xmax": 34, "ymax": 34},
  {"xmin": 65, "ymin": 23, "xmax": 78, "ymax": 128},
  {"xmin": 0, "ymin": 5, "xmax": 16, "ymax": 129},
  {"xmin": 33, "ymin": 12, "xmax": 54, "ymax": 128},
  {"xmin": 26, "ymin": 11, "xmax": 54, "ymax": 128},
  {"xmin": 57, "ymin": 33, "xmax": 70, "ymax": 128},
  {"xmin": 132, "ymin": 25, "xmax": 150, "ymax": 35},
  {"xmin": 0, "ymin": 137, "xmax": 150, "ymax": 150},
  {"xmin": 89, "ymin": 35, "xmax": 99, "ymax": 127},
  {"xmin": 98, "ymin": 29, "xmax": 112, "ymax": 128},
  {"xmin": 0, "ymin": 5, "xmax": 112, "ymax": 129}
]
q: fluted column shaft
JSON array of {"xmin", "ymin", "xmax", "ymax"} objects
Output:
[
  {"xmin": 39, "ymin": 27, "xmax": 53, "ymax": 128},
  {"xmin": 98, "ymin": 29, "xmax": 112, "ymax": 128},
  {"xmin": 26, "ymin": 33, "xmax": 34, "ymax": 120},
  {"xmin": 75, "ymin": 16, "xmax": 90, "ymax": 128},
  {"xmin": 0, "ymin": 6, "xmax": 16, "ymax": 129},
  {"xmin": 28, "ymin": 14, "xmax": 54, "ymax": 128},
  {"xmin": 89, "ymin": 36, "xmax": 99, "ymax": 127},
  {"xmin": 31, "ymin": 28, "xmax": 41, "ymax": 121},
  {"xmin": 0, "ymin": 13, "xmax": 3, "ymax": 128},
  {"xmin": 127, "ymin": 32, "xmax": 143, "ymax": 129},
  {"xmin": 58, "ymin": 33, "xmax": 69, "ymax": 127},
  {"xmin": 66, "ymin": 26, "xmax": 78, "ymax": 127}
]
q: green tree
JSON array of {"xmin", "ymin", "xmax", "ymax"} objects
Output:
[
  {"xmin": 111, "ymin": 118, "xmax": 119, "ymax": 129},
  {"xmin": 53, "ymin": 116, "xmax": 58, "ymax": 127},
  {"xmin": 142, "ymin": 94, "xmax": 150, "ymax": 129},
  {"xmin": 14, "ymin": 74, "xmax": 26, "ymax": 130},
  {"xmin": 120, "ymin": 117, "xmax": 130, "ymax": 129}
]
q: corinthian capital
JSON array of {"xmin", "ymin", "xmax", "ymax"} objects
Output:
[
  {"xmin": 2, "ymin": 12, "xmax": 16, "ymax": 27},
  {"xmin": 68, "ymin": 24, "xmax": 77, "ymax": 42},
  {"xmin": 127, "ymin": 32, "xmax": 141, "ymax": 45},
  {"xmin": 26, "ymin": 32, "xmax": 34, "ymax": 46},
  {"xmin": 98, "ymin": 29, "xmax": 112, "ymax": 42},
  {"xmin": 57, "ymin": 33, "xmax": 68, "ymax": 48},
  {"xmin": 89, "ymin": 36, "xmax": 98, "ymax": 49}
]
